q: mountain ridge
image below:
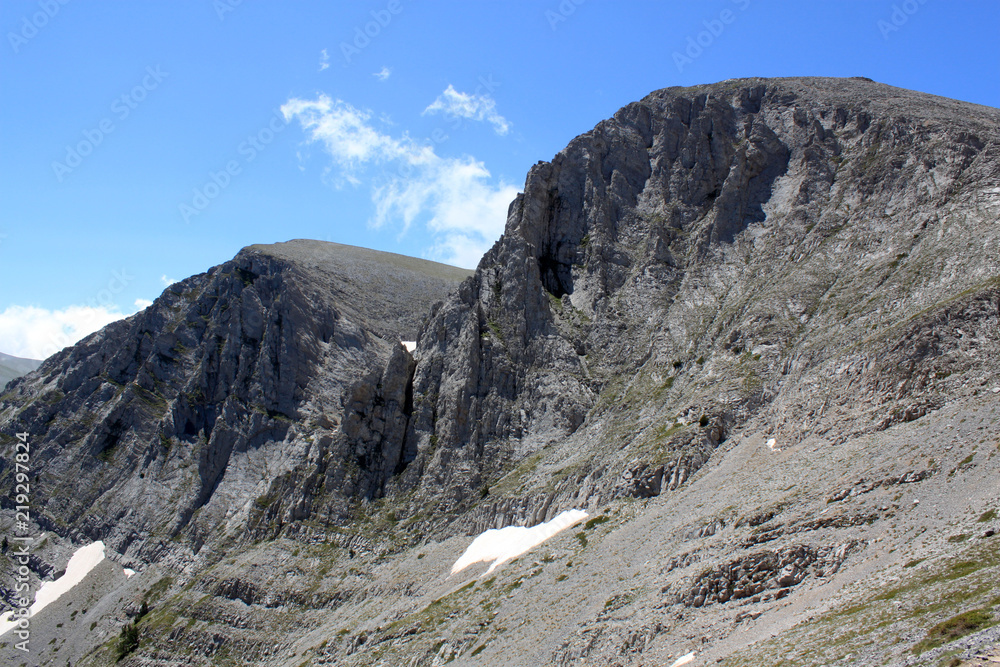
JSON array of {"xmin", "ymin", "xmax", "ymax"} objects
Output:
[{"xmin": 2, "ymin": 77, "xmax": 999, "ymax": 666}]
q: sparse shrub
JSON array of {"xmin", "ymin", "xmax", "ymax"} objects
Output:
[
  {"xmin": 979, "ymin": 509, "xmax": 996, "ymax": 522},
  {"xmin": 116, "ymin": 622, "xmax": 139, "ymax": 661}
]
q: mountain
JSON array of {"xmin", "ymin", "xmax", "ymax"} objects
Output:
[
  {"xmin": 2, "ymin": 77, "xmax": 999, "ymax": 667},
  {"xmin": 0, "ymin": 352, "xmax": 42, "ymax": 391}
]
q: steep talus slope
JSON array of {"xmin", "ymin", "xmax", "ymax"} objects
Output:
[
  {"xmin": 0, "ymin": 240, "xmax": 470, "ymax": 569},
  {"xmin": 1, "ymin": 77, "xmax": 998, "ymax": 667}
]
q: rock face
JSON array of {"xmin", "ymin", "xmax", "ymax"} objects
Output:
[
  {"xmin": 393, "ymin": 76, "xmax": 1000, "ymax": 529},
  {"xmin": 0, "ymin": 240, "xmax": 470, "ymax": 565},
  {"xmin": 2, "ymin": 78, "xmax": 1000, "ymax": 667}
]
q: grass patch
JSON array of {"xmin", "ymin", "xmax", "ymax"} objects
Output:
[
  {"xmin": 979, "ymin": 509, "xmax": 996, "ymax": 522},
  {"xmin": 584, "ymin": 515, "xmax": 609, "ymax": 530},
  {"xmin": 903, "ymin": 558, "xmax": 925, "ymax": 568},
  {"xmin": 912, "ymin": 608, "xmax": 995, "ymax": 654}
]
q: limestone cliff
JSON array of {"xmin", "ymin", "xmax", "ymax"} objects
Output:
[{"xmin": 1, "ymin": 78, "xmax": 999, "ymax": 667}]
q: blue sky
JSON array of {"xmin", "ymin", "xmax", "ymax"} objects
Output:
[{"xmin": 1, "ymin": 0, "xmax": 998, "ymax": 360}]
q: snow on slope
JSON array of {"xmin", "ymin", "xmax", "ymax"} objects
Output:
[
  {"xmin": 0, "ymin": 541, "xmax": 108, "ymax": 637},
  {"xmin": 451, "ymin": 509, "xmax": 589, "ymax": 575}
]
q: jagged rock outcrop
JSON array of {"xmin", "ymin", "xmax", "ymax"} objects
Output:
[
  {"xmin": 1, "ymin": 77, "xmax": 999, "ymax": 667},
  {"xmin": 0, "ymin": 240, "xmax": 470, "ymax": 565},
  {"xmin": 388, "ymin": 76, "xmax": 1000, "ymax": 530}
]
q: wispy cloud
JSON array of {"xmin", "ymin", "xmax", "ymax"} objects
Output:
[
  {"xmin": 282, "ymin": 94, "xmax": 517, "ymax": 268},
  {"xmin": 0, "ymin": 304, "xmax": 130, "ymax": 360},
  {"xmin": 373, "ymin": 66, "xmax": 391, "ymax": 81},
  {"xmin": 423, "ymin": 85, "xmax": 511, "ymax": 135},
  {"xmin": 160, "ymin": 275, "xmax": 178, "ymax": 287},
  {"xmin": 134, "ymin": 298, "xmax": 153, "ymax": 309},
  {"xmin": 318, "ymin": 48, "xmax": 330, "ymax": 71}
]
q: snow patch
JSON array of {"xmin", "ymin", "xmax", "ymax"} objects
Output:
[
  {"xmin": 451, "ymin": 509, "xmax": 588, "ymax": 575},
  {"xmin": 0, "ymin": 541, "xmax": 106, "ymax": 637},
  {"xmin": 766, "ymin": 438, "xmax": 780, "ymax": 452},
  {"xmin": 124, "ymin": 568, "xmax": 136, "ymax": 579},
  {"xmin": 401, "ymin": 340, "xmax": 416, "ymax": 352},
  {"xmin": 669, "ymin": 652, "xmax": 695, "ymax": 667}
]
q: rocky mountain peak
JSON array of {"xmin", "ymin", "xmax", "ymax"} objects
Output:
[{"xmin": 2, "ymin": 78, "xmax": 999, "ymax": 666}]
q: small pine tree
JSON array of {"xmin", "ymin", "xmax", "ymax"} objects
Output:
[{"xmin": 116, "ymin": 622, "xmax": 139, "ymax": 661}]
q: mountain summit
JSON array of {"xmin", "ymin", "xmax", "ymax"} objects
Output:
[{"xmin": 2, "ymin": 77, "xmax": 999, "ymax": 666}]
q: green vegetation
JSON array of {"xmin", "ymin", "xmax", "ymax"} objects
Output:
[
  {"xmin": 979, "ymin": 509, "xmax": 997, "ymax": 522},
  {"xmin": 144, "ymin": 576, "xmax": 174, "ymax": 605},
  {"xmin": 115, "ymin": 600, "xmax": 151, "ymax": 661},
  {"xmin": 912, "ymin": 608, "xmax": 995, "ymax": 654},
  {"xmin": 584, "ymin": 515, "xmax": 609, "ymax": 530}
]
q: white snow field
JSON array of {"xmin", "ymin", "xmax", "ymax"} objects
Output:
[
  {"xmin": 401, "ymin": 340, "xmax": 416, "ymax": 352},
  {"xmin": 451, "ymin": 509, "xmax": 589, "ymax": 575},
  {"xmin": 0, "ymin": 541, "xmax": 107, "ymax": 637},
  {"xmin": 669, "ymin": 652, "xmax": 695, "ymax": 667}
]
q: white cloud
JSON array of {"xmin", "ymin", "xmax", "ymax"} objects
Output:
[
  {"xmin": 0, "ymin": 304, "xmax": 130, "ymax": 360},
  {"xmin": 423, "ymin": 85, "xmax": 511, "ymax": 135},
  {"xmin": 371, "ymin": 156, "xmax": 518, "ymax": 267},
  {"xmin": 283, "ymin": 94, "xmax": 517, "ymax": 268},
  {"xmin": 318, "ymin": 48, "xmax": 330, "ymax": 71},
  {"xmin": 160, "ymin": 275, "xmax": 177, "ymax": 287},
  {"xmin": 282, "ymin": 96, "xmax": 434, "ymax": 181},
  {"xmin": 373, "ymin": 66, "xmax": 391, "ymax": 81},
  {"xmin": 134, "ymin": 298, "xmax": 153, "ymax": 309}
]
